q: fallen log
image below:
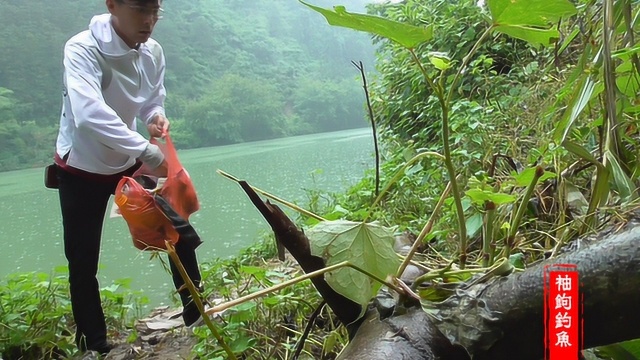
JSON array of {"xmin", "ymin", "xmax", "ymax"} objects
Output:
[{"xmin": 473, "ymin": 224, "xmax": 640, "ymax": 359}]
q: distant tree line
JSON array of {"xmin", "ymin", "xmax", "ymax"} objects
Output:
[{"xmin": 0, "ymin": 0, "xmax": 375, "ymax": 171}]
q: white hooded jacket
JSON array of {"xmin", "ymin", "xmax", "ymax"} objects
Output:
[{"xmin": 55, "ymin": 14, "xmax": 166, "ymax": 175}]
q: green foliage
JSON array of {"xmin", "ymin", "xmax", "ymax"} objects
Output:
[
  {"xmin": 0, "ymin": 267, "xmax": 147, "ymax": 359},
  {"xmin": 0, "ymin": 270, "xmax": 74, "ymax": 359},
  {"xmin": 545, "ymin": 0, "xmax": 640, "ymax": 234},
  {"xmin": 2, "ymin": 0, "xmax": 639, "ymax": 356},
  {"xmin": 331, "ymin": 141, "xmax": 450, "ymax": 233},
  {"xmin": 366, "ymin": 0, "xmax": 539, "ymax": 153},
  {"xmin": 292, "ymin": 77, "xmax": 367, "ymax": 133},
  {"xmin": 311, "ymin": 0, "xmax": 637, "ymax": 324},
  {"xmin": 307, "ymin": 220, "xmax": 400, "ymax": 309}
]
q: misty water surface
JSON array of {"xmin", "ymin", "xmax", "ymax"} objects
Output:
[{"xmin": 0, "ymin": 128, "xmax": 373, "ymax": 307}]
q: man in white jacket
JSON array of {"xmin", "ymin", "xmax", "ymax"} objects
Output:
[{"xmin": 54, "ymin": 0, "xmax": 202, "ymax": 354}]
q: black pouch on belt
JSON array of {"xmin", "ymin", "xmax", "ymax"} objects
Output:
[{"xmin": 44, "ymin": 163, "xmax": 59, "ymax": 189}]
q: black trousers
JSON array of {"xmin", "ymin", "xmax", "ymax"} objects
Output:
[{"xmin": 57, "ymin": 167, "xmax": 201, "ymax": 350}]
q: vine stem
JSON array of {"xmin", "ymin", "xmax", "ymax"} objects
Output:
[
  {"xmin": 396, "ymin": 180, "xmax": 453, "ymax": 277},
  {"xmin": 407, "ymin": 26, "xmax": 494, "ymax": 269},
  {"xmin": 504, "ymin": 166, "xmax": 544, "ymax": 259},
  {"xmin": 410, "ymin": 49, "xmax": 468, "ymax": 268}
]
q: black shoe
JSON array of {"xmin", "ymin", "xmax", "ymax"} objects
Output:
[
  {"xmin": 87, "ymin": 342, "xmax": 115, "ymax": 356},
  {"xmin": 183, "ymin": 303, "xmax": 202, "ymax": 327}
]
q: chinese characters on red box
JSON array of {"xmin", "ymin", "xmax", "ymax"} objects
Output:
[{"xmin": 544, "ymin": 264, "xmax": 580, "ymax": 360}]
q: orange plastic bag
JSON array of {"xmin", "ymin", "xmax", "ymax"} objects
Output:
[{"xmin": 115, "ymin": 133, "xmax": 199, "ymax": 250}]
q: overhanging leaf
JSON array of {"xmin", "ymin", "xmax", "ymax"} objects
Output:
[
  {"xmin": 299, "ymin": 1, "xmax": 433, "ymax": 48},
  {"xmin": 307, "ymin": 220, "xmax": 400, "ymax": 310},
  {"xmin": 488, "ymin": 0, "xmax": 577, "ymax": 47},
  {"xmin": 493, "ymin": 25, "xmax": 560, "ymax": 46},
  {"xmin": 487, "ymin": 0, "xmax": 577, "ymax": 27}
]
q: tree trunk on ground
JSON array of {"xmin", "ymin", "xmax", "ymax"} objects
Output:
[{"xmin": 241, "ymin": 182, "xmax": 640, "ymax": 359}]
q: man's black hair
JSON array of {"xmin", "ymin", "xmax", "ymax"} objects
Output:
[{"xmin": 114, "ymin": 0, "xmax": 162, "ymax": 5}]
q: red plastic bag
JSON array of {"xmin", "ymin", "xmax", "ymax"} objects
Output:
[{"xmin": 115, "ymin": 133, "xmax": 199, "ymax": 250}]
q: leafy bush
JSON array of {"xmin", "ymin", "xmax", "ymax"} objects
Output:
[
  {"xmin": 0, "ymin": 267, "xmax": 148, "ymax": 360},
  {"xmin": 366, "ymin": 0, "xmax": 540, "ymax": 149}
]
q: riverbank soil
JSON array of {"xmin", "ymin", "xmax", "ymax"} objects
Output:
[{"xmin": 75, "ymin": 307, "xmax": 197, "ymax": 360}]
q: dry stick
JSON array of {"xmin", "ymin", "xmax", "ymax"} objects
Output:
[
  {"xmin": 204, "ymin": 261, "xmax": 404, "ymax": 317},
  {"xmin": 396, "ymin": 181, "xmax": 453, "ymax": 278},
  {"xmin": 164, "ymin": 241, "xmax": 237, "ymax": 360},
  {"xmin": 217, "ymin": 169, "xmax": 326, "ymax": 222},
  {"xmin": 352, "ymin": 60, "xmax": 380, "ymax": 197}
]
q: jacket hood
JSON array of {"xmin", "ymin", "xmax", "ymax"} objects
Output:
[{"xmin": 89, "ymin": 14, "xmax": 134, "ymax": 57}]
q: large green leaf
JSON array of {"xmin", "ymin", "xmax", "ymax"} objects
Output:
[
  {"xmin": 493, "ymin": 25, "xmax": 560, "ymax": 46},
  {"xmin": 299, "ymin": 1, "xmax": 433, "ymax": 48},
  {"xmin": 488, "ymin": 0, "xmax": 577, "ymax": 26},
  {"xmin": 553, "ymin": 76, "xmax": 600, "ymax": 143},
  {"xmin": 487, "ymin": 0, "xmax": 577, "ymax": 46},
  {"xmin": 307, "ymin": 220, "xmax": 401, "ymax": 309}
]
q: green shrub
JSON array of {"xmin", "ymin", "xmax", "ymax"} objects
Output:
[{"xmin": 0, "ymin": 267, "xmax": 147, "ymax": 360}]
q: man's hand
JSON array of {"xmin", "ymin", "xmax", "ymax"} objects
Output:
[{"xmin": 147, "ymin": 114, "xmax": 170, "ymax": 138}]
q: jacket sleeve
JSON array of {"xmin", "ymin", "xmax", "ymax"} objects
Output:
[
  {"xmin": 139, "ymin": 42, "xmax": 166, "ymax": 125},
  {"xmin": 63, "ymin": 41, "xmax": 149, "ymax": 157}
]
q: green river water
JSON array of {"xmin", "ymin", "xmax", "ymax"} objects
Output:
[{"xmin": 0, "ymin": 128, "xmax": 373, "ymax": 308}]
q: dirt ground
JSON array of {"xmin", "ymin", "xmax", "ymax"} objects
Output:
[{"xmin": 76, "ymin": 307, "xmax": 198, "ymax": 360}]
